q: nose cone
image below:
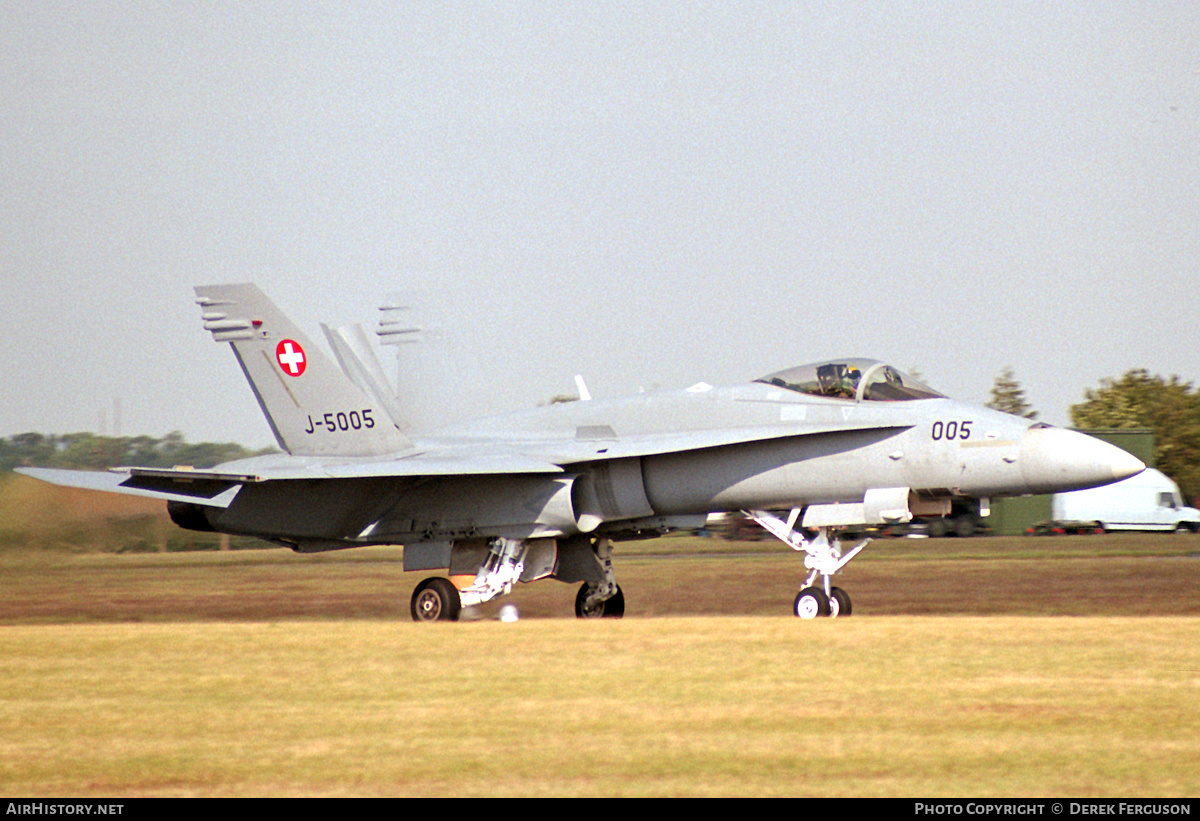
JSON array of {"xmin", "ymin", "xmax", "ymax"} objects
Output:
[{"xmin": 1019, "ymin": 427, "xmax": 1145, "ymax": 494}]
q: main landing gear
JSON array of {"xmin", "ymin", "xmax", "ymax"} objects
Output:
[
  {"xmin": 410, "ymin": 536, "xmax": 529, "ymax": 623},
  {"xmin": 744, "ymin": 510, "xmax": 868, "ymax": 619},
  {"xmin": 573, "ymin": 536, "xmax": 623, "ymax": 618},
  {"xmin": 409, "ymin": 535, "xmax": 626, "ymax": 621}
]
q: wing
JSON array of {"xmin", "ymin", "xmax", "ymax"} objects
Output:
[
  {"xmin": 15, "ymin": 451, "xmax": 564, "ymax": 509},
  {"xmin": 16, "ymin": 419, "xmax": 907, "ymax": 507},
  {"xmin": 530, "ymin": 419, "xmax": 912, "ymax": 464}
]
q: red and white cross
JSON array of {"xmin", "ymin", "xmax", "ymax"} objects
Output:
[{"xmin": 275, "ymin": 339, "xmax": 307, "ymax": 376}]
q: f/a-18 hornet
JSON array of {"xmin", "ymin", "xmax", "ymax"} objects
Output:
[{"xmin": 20, "ymin": 285, "xmax": 1144, "ymax": 620}]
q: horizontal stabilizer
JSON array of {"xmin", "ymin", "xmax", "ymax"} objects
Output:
[{"xmin": 15, "ymin": 467, "xmax": 243, "ymax": 508}]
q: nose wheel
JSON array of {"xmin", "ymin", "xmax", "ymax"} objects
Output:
[
  {"xmin": 794, "ymin": 587, "xmax": 829, "ymax": 618},
  {"xmin": 828, "ymin": 586, "xmax": 852, "ymax": 617},
  {"xmin": 794, "ymin": 586, "xmax": 851, "ymax": 619}
]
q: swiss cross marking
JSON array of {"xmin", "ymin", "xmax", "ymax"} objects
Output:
[{"xmin": 275, "ymin": 339, "xmax": 307, "ymax": 376}]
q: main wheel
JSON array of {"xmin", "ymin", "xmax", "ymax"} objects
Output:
[
  {"xmin": 828, "ymin": 586, "xmax": 852, "ymax": 618},
  {"xmin": 575, "ymin": 583, "xmax": 625, "ymax": 618},
  {"xmin": 794, "ymin": 586, "xmax": 830, "ymax": 619},
  {"xmin": 410, "ymin": 577, "xmax": 462, "ymax": 622}
]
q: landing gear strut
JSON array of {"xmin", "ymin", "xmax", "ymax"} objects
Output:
[
  {"xmin": 411, "ymin": 537, "xmax": 530, "ymax": 622},
  {"xmin": 457, "ymin": 537, "xmax": 527, "ymax": 608},
  {"xmin": 744, "ymin": 509, "xmax": 867, "ymax": 619}
]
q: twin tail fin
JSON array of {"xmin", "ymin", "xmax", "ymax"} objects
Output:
[{"xmin": 194, "ymin": 284, "xmax": 410, "ymax": 457}]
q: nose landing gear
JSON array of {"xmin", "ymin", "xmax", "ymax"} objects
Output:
[{"xmin": 745, "ymin": 509, "xmax": 867, "ymax": 619}]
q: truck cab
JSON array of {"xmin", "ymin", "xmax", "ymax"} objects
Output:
[{"xmin": 1051, "ymin": 468, "xmax": 1200, "ymax": 532}]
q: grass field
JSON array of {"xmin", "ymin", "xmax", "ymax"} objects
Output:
[
  {"xmin": 4, "ymin": 533, "xmax": 1200, "ymax": 621},
  {"xmin": 1, "ymin": 618, "xmax": 1197, "ymax": 796},
  {"xmin": 2, "ymin": 532, "xmax": 1200, "ymax": 796}
]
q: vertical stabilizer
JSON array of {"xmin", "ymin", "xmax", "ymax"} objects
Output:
[
  {"xmin": 375, "ymin": 292, "xmax": 495, "ymax": 431},
  {"xmin": 322, "ymin": 322, "xmax": 408, "ymax": 430},
  {"xmin": 194, "ymin": 284, "xmax": 410, "ymax": 457}
]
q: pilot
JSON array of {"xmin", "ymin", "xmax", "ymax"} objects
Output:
[
  {"xmin": 816, "ymin": 364, "xmax": 861, "ymax": 399},
  {"xmin": 839, "ymin": 365, "xmax": 862, "ymax": 398}
]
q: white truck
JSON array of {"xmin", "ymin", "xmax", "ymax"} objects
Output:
[{"xmin": 1051, "ymin": 469, "xmax": 1200, "ymax": 533}]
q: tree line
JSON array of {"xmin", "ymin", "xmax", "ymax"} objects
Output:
[
  {"xmin": 988, "ymin": 367, "xmax": 1200, "ymax": 502},
  {"xmin": 0, "ymin": 431, "xmax": 273, "ymax": 474}
]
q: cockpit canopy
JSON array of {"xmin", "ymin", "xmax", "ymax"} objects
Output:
[{"xmin": 755, "ymin": 359, "xmax": 944, "ymax": 402}]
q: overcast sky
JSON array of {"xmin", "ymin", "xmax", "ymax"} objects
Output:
[{"xmin": 2, "ymin": 2, "xmax": 1197, "ymax": 449}]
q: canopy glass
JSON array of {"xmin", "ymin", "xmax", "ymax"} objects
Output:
[{"xmin": 755, "ymin": 359, "xmax": 944, "ymax": 402}]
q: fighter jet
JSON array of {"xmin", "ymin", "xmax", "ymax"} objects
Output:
[{"xmin": 18, "ymin": 284, "xmax": 1145, "ymax": 620}]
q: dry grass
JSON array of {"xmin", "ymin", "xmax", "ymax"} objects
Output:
[
  {"xmin": 1, "ymin": 618, "xmax": 1197, "ymax": 796},
  {"xmin": 4, "ymin": 536, "xmax": 1200, "ymax": 623},
  {"xmin": 0, "ymin": 474, "xmax": 269, "ymax": 552}
]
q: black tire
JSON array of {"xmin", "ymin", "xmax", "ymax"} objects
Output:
[
  {"xmin": 927, "ymin": 518, "xmax": 949, "ymax": 538},
  {"xmin": 410, "ymin": 577, "xmax": 462, "ymax": 622},
  {"xmin": 954, "ymin": 514, "xmax": 976, "ymax": 538},
  {"xmin": 828, "ymin": 586, "xmax": 852, "ymax": 618},
  {"xmin": 794, "ymin": 586, "xmax": 830, "ymax": 619},
  {"xmin": 575, "ymin": 583, "xmax": 625, "ymax": 618}
]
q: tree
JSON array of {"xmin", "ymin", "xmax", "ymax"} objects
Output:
[
  {"xmin": 2, "ymin": 432, "xmax": 274, "ymax": 473},
  {"xmin": 986, "ymin": 367, "xmax": 1038, "ymax": 419},
  {"xmin": 1070, "ymin": 369, "xmax": 1200, "ymax": 502}
]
